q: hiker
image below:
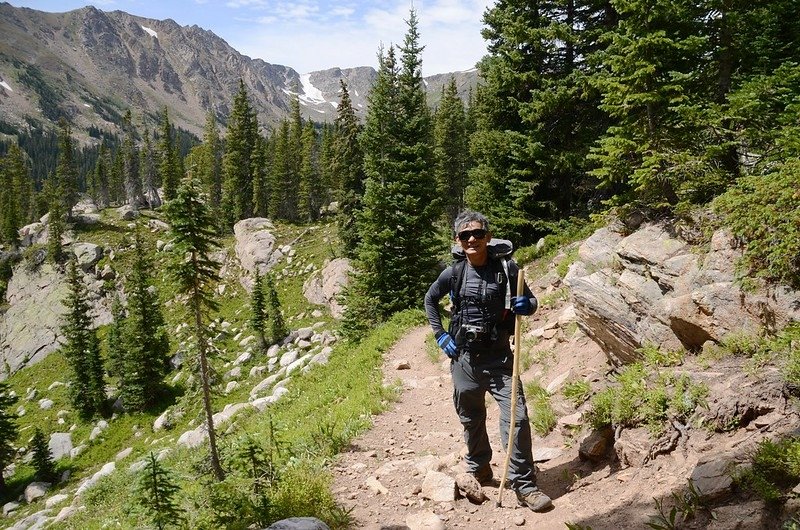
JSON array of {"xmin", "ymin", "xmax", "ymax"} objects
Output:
[{"xmin": 423, "ymin": 210, "xmax": 553, "ymax": 513}]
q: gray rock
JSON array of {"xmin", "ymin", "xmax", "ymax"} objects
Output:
[
  {"xmin": 406, "ymin": 511, "xmax": 445, "ymax": 530},
  {"xmin": 24, "ymin": 481, "xmax": 51, "ymax": 503},
  {"xmin": 72, "ymin": 243, "xmax": 103, "ymax": 271},
  {"xmin": 48, "ymin": 433, "xmax": 73, "ymax": 461},
  {"xmin": 3, "ymin": 501, "xmax": 20, "ymax": 516},
  {"xmin": 420, "ymin": 470, "xmax": 457, "ymax": 502},
  {"xmin": 302, "ymin": 258, "xmax": 352, "ymax": 318},
  {"xmin": 690, "ymin": 457, "xmax": 735, "ymax": 501},
  {"xmin": 265, "ymin": 517, "xmax": 330, "ymax": 530}
]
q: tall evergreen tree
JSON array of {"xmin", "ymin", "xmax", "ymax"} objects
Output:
[
  {"xmin": 199, "ymin": 111, "xmax": 223, "ymax": 213},
  {"xmin": 30, "ymin": 428, "xmax": 57, "ymax": 483},
  {"xmin": 330, "ymin": 80, "xmax": 365, "ymax": 257},
  {"xmin": 54, "ymin": 118, "xmax": 78, "ymax": 218},
  {"xmin": 136, "ymin": 452, "xmax": 185, "ymax": 529},
  {"xmin": 158, "ymin": 107, "xmax": 179, "ymax": 202},
  {"xmin": 106, "ymin": 294, "xmax": 126, "ymax": 379},
  {"xmin": 89, "ymin": 143, "xmax": 111, "ymax": 209},
  {"xmin": 45, "ymin": 179, "xmax": 66, "ymax": 264},
  {"xmin": 268, "ymin": 121, "xmax": 291, "ymax": 220},
  {"xmin": 62, "ymin": 259, "xmax": 106, "ymax": 419},
  {"xmin": 109, "ymin": 147, "xmax": 125, "ymax": 205},
  {"xmin": 121, "ymin": 110, "xmax": 144, "ymax": 208},
  {"xmin": 0, "ymin": 381, "xmax": 18, "ymax": 497},
  {"xmin": 250, "ymin": 270, "xmax": 268, "ymax": 353},
  {"xmin": 265, "ymin": 272, "xmax": 287, "ymax": 344},
  {"xmin": 252, "ymin": 134, "xmax": 270, "ymax": 218},
  {"xmin": 140, "ymin": 130, "xmax": 161, "ymax": 209},
  {"xmin": 221, "ymin": 80, "xmax": 259, "ymax": 226},
  {"xmin": 348, "ymin": 11, "xmax": 440, "ymax": 324},
  {"xmin": 163, "ymin": 179, "xmax": 224, "ymax": 481},
  {"xmin": 0, "ymin": 145, "xmax": 28, "ymax": 248},
  {"xmin": 433, "ymin": 77, "xmax": 469, "ymax": 226},
  {"xmin": 116, "ymin": 228, "xmax": 170, "ymax": 411},
  {"xmin": 297, "ymin": 121, "xmax": 318, "ymax": 222}
]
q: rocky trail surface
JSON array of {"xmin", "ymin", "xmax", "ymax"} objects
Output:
[{"xmin": 331, "ymin": 297, "xmax": 798, "ymax": 530}]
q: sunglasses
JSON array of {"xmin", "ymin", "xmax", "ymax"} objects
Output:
[{"xmin": 457, "ymin": 228, "xmax": 488, "ymax": 241}]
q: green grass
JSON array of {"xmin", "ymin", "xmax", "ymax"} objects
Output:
[
  {"xmin": 585, "ymin": 362, "xmax": 708, "ymax": 436},
  {"xmin": 562, "ymin": 379, "xmax": 592, "ymax": 407},
  {"xmin": 737, "ymin": 436, "xmax": 800, "ymax": 504},
  {"xmin": 525, "ymin": 381, "xmax": 556, "ymax": 436}
]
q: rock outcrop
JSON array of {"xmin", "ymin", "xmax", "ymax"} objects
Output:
[
  {"xmin": 233, "ymin": 218, "xmax": 283, "ymax": 290},
  {"xmin": 302, "ymin": 258, "xmax": 352, "ymax": 318},
  {"xmin": 565, "ymin": 222, "xmax": 800, "ymax": 365}
]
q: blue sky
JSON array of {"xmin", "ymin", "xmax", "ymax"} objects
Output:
[{"xmin": 9, "ymin": 1, "xmax": 493, "ymax": 75}]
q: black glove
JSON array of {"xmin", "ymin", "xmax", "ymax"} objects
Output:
[{"xmin": 511, "ymin": 296, "xmax": 537, "ymax": 315}]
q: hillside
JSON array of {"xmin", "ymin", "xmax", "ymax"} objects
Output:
[
  {"xmin": 1, "ymin": 205, "xmax": 798, "ymax": 529},
  {"xmin": 0, "ymin": 3, "xmax": 478, "ymax": 141}
]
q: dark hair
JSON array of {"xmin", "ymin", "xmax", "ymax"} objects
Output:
[{"xmin": 453, "ymin": 210, "xmax": 489, "ymax": 234}]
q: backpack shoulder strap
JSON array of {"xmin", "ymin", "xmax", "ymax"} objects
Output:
[{"xmin": 450, "ymin": 259, "xmax": 468, "ymax": 304}]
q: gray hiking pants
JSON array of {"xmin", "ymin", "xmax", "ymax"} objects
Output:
[{"xmin": 450, "ymin": 351, "xmax": 537, "ymax": 494}]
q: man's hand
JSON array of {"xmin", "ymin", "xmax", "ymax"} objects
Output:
[
  {"xmin": 436, "ymin": 332, "xmax": 458, "ymax": 359},
  {"xmin": 511, "ymin": 296, "xmax": 537, "ymax": 315}
]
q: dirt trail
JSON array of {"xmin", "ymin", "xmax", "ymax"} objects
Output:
[{"xmin": 330, "ymin": 320, "xmax": 638, "ymax": 530}]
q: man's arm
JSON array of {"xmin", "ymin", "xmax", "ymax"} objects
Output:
[{"xmin": 424, "ymin": 267, "xmax": 452, "ymax": 337}]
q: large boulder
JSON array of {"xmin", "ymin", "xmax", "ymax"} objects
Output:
[
  {"xmin": 233, "ymin": 218, "xmax": 283, "ymax": 289},
  {"xmin": 302, "ymin": 258, "xmax": 352, "ymax": 318},
  {"xmin": 0, "ymin": 262, "xmax": 113, "ymax": 379},
  {"xmin": 566, "ymin": 222, "xmax": 800, "ymax": 366}
]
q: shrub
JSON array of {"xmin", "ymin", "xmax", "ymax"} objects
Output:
[
  {"xmin": 739, "ymin": 437, "xmax": 800, "ymax": 504},
  {"xmin": 713, "ymin": 159, "xmax": 800, "ymax": 289}
]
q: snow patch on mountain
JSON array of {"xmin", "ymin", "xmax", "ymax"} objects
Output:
[
  {"xmin": 141, "ymin": 25, "xmax": 157, "ymax": 38},
  {"xmin": 298, "ymin": 74, "xmax": 326, "ymax": 105},
  {"xmin": 0, "ymin": 80, "xmax": 12, "ymax": 92}
]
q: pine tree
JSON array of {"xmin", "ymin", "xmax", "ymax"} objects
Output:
[
  {"xmin": 200, "ymin": 111, "xmax": 223, "ymax": 213},
  {"xmin": 45, "ymin": 179, "xmax": 66, "ymax": 265},
  {"xmin": 330, "ymin": 79, "xmax": 364, "ymax": 256},
  {"xmin": 89, "ymin": 143, "xmax": 111, "ymax": 209},
  {"xmin": 163, "ymin": 179, "xmax": 224, "ymax": 481},
  {"xmin": 348, "ymin": 11, "xmax": 440, "ymax": 324},
  {"xmin": 140, "ymin": 130, "xmax": 161, "ymax": 209},
  {"xmin": 252, "ymin": 134, "xmax": 270, "ymax": 218},
  {"xmin": 54, "ymin": 118, "xmax": 78, "ymax": 218},
  {"xmin": 136, "ymin": 452, "xmax": 185, "ymax": 530},
  {"xmin": 109, "ymin": 147, "xmax": 125, "ymax": 205},
  {"xmin": 221, "ymin": 80, "xmax": 259, "ymax": 227},
  {"xmin": 106, "ymin": 294, "xmax": 126, "ymax": 379},
  {"xmin": 250, "ymin": 270, "xmax": 268, "ymax": 353},
  {"xmin": 30, "ymin": 428, "xmax": 57, "ymax": 483},
  {"xmin": 121, "ymin": 110, "xmax": 144, "ymax": 208},
  {"xmin": 62, "ymin": 259, "xmax": 106, "ymax": 419},
  {"xmin": 116, "ymin": 228, "xmax": 170, "ymax": 411},
  {"xmin": 158, "ymin": 107, "xmax": 179, "ymax": 202},
  {"xmin": 0, "ymin": 145, "xmax": 24, "ymax": 248},
  {"xmin": 0, "ymin": 381, "xmax": 19, "ymax": 497},
  {"xmin": 433, "ymin": 77, "xmax": 469, "ymax": 226},
  {"xmin": 297, "ymin": 121, "xmax": 318, "ymax": 222},
  {"xmin": 264, "ymin": 273, "xmax": 286, "ymax": 344},
  {"xmin": 268, "ymin": 120, "xmax": 291, "ymax": 220}
]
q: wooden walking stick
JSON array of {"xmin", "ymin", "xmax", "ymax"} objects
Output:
[{"xmin": 497, "ymin": 269, "xmax": 525, "ymax": 507}]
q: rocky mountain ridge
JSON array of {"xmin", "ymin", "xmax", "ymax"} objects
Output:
[{"xmin": 0, "ymin": 2, "xmax": 478, "ymax": 141}]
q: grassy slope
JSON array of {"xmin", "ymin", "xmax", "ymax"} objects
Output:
[{"xmin": 1, "ymin": 210, "xmax": 423, "ymax": 528}]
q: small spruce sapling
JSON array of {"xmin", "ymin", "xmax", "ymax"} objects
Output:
[
  {"xmin": 30, "ymin": 428, "xmax": 57, "ymax": 483},
  {"xmin": 0, "ymin": 381, "xmax": 19, "ymax": 496},
  {"xmin": 136, "ymin": 452, "xmax": 185, "ymax": 529}
]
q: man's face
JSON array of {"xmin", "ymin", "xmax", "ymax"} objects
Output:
[{"xmin": 455, "ymin": 221, "xmax": 490, "ymax": 262}]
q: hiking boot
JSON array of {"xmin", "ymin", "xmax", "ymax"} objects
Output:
[
  {"xmin": 516, "ymin": 488, "xmax": 553, "ymax": 512},
  {"xmin": 470, "ymin": 466, "xmax": 493, "ymax": 485}
]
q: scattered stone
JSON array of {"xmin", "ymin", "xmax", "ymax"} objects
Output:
[
  {"xmin": 49, "ymin": 433, "xmax": 73, "ymax": 460},
  {"xmin": 690, "ymin": 457, "xmax": 735, "ymax": 502},
  {"xmin": 395, "ymin": 359, "xmax": 411, "ymax": 370},
  {"xmin": 513, "ymin": 515, "xmax": 526, "ymax": 526},
  {"xmin": 75, "ymin": 462, "xmax": 116, "ymax": 496},
  {"xmin": 405, "ymin": 510, "xmax": 445, "ymax": 530},
  {"xmin": 3, "ymin": 501, "xmax": 20, "ymax": 516},
  {"xmin": 45, "ymin": 494, "xmax": 69, "ymax": 509},
  {"xmin": 532, "ymin": 447, "xmax": 563, "ymax": 463},
  {"xmin": 365, "ymin": 476, "xmax": 389, "ymax": 495},
  {"xmin": 265, "ymin": 517, "xmax": 330, "ymax": 530},
  {"xmin": 578, "ymin": 428, "xmax": 613, "ymax": 462},
  {"xmin": 115, "ymin": 447, "xmax": 132, "ymax": 461},
  {"xmin": 421, "ymin": 470, "xmax": 457, "ymax": 502},
  {"xmin": 455, "ymin": 472, "xmax": 487, "ymax": 503},
  {"xmin": 24, "ymin": 481, "xmax": 51, "ymax": 502}
]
